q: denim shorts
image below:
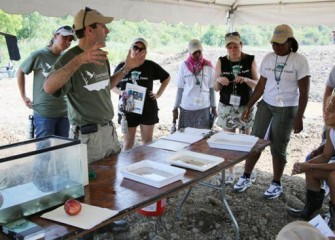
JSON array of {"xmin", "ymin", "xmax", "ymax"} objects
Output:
[{"xmin": 251, "ymin": 100, "xmax": 297, "ymax": 161}]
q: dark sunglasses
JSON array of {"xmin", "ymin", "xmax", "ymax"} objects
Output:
[
  {"xmin": 82, "ymin": 7, "xmax": 93, "ymax": 29},
  {"xmin": 132, "ymin": 45, "xmax": 145, "ymax": 52},
  {"xmin": 225, "ymin": 32, "xmax": 240, "ymax": 39}
]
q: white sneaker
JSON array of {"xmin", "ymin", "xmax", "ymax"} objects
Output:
[
  {"xmin": 225, "ymin": 173, "xmax": 235, "ymax": 184},
  {"xmin": 250, "ymin": 172, "xmax": 257, "ymax": 183},
  {"xmin": 233, "ymin": 176, "xmax": 251, "ymax": 192},
  {"xmin": 263, "ymin": 182, "xmax": 283, "ymax": 199}
]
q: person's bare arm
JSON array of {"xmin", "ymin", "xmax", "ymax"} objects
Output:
[
  {"xmin": 150, "ymin": 76, "xmax": 170, "ymax": 99},
  {"xmin": 323, "ymin": 85, "xmax": 333, "ymax": 119},
  {"xmin": 292, "ymin": 129, "xmax": 335, "ymax": 174},
  {"xmin": 213, "ymin": 60, "xmax": 224, "ymax": 92},
  {"xmin": 243, "ymin": 59, "xmax": 259, "ymax": 89},
  {"xmin": 293, "ymin": 76, "xmax": 310, "ymax": 134},
  {"xmin": 17, "ymin": 68, "xmax": 32, "ymax": 108},
  {"xmin": 44, "ymin": 43, "xmax": 108, "ymax": 94}
]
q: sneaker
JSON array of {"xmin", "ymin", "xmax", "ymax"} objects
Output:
[
  {"xmin": 225, "ymin": 173, "xmax": 235, "ymax": 184},
  {"xmin": 233, "ymin": 176, "xmax": 251, "ymax": 192},
  {"xmin": 250, "ymin": 172, "xmax": 257, "ymax": 183},
  {"xmin": 263, "ymin": 183, "xmax": 283, "ymax": 199}
]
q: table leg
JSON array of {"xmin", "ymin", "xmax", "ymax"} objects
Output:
[
  {"xmin": 178, "ymin": 171, "xmax": 240, "ymax": 239},
  {"xmin": 177, "ymin": 186, "xmax": 193, "ymax": 220}
]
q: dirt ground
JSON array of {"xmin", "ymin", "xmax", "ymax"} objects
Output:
[{"xmin": 0, "ymin": 45, "xmax": 335, "ymax": 239}]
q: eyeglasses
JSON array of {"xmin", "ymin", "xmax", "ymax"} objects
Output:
[
  {"xmin": 82, "ymin": 7, "xmax": 93, "ymax": 29},
  {"xmin": 225, "ymin": 32, "xmax": 240, "ymax": 39},
  {"xmin": 132, "ymin": 45, "xmax": 145, "ymax": 52}
]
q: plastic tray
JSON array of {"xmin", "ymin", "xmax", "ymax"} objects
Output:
[
  {"xmin": 207, "ymin": 131, "xmax": 259, "ymax": 152},
  {"xmin": 168, "ymin": 150, "xmax": 225, "ymax": 172},
  {"xmin": 120, "ymin": 160, "xmax": 186, "ymax": 188}
]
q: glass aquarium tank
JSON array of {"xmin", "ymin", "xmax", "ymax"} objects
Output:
[{"xmin": 0, "ymin": 136, "xmax": 85, "ymax": 224}]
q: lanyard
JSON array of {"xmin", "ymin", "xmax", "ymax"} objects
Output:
[
  {"xmin": 229, "ymin": 58, "xmax": 241, "ymax": 95},
  {"xmin": 193, "ymin": 70, "xmax": 204, "ymax": 91},
  {"xmin": 274, "ymin": 53, "xmax": 290, "ymax": 89}
]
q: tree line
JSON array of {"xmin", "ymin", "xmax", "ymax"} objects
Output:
[{"xmin": 0, "ymin": 10, "xmax": 334, "ymax": 64}]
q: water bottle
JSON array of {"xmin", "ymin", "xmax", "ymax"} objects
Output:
[
  {"xmin": 121, "ymin": 115, "xmax": 128, "ymax": 133},
  {"xmin": 27, "ymin": 115, "xmax": 34, "ymax": 139}
]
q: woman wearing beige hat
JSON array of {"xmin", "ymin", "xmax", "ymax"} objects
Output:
[
  {"xmin": 172, "ymin": 39, "xmax": 216, "ymax": 130},
  {"xmin": 214, "ymin": 32, "xmax": 258, "ymax": 184},
  {"xmin": 234, "ymin": 24, "xmax": 310, "ymax": 199}
]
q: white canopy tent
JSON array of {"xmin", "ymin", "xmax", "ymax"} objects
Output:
[{"xmin": 1, "ymin": 0, "xmax": 335, "ymax": 26}]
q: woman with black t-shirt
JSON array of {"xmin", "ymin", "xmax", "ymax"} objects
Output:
[{"xmin": 213, "ymin": 32, "xmax": 258, "ymax": 184}]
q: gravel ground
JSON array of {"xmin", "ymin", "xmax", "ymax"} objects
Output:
[{"xmin": 1, "ymin": 45, "xmax": 335, "ymax": 239}]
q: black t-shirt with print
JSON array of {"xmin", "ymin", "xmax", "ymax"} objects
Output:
[
  {"xmin": 114, "ymin": 59, "xmax": 169, "ymax": 115},
  {"xmin": 219, "ymin": 54, "xmax": 254, "ymax": 106}
]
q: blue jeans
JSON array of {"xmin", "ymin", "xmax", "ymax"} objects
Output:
[{"xmin": 33, "ymin": 112, "xmax": 70, "ymax": 138}]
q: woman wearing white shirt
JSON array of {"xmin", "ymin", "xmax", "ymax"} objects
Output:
[
  {"xmin": 173, "ymin": 39, "xmax": 216, "ymax": 130},
  {"xmin": 233, "ymin": 24, "xmax": 310, "ymax": 199}
]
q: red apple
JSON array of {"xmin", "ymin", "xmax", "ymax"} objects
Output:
[{"xmin": 64, "ymin": 199, "xmax": 82, "ymax": 216}]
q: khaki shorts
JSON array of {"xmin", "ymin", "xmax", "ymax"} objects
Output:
[{"xmin": 71, "ymin": 122, "xmax": 121, "ymax": 163}]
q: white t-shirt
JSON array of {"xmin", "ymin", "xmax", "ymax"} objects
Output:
[
  {"xmin": 175, "ymin": 62, "xmax": 215, "ymax": 110},
  {"xmin": 260, "ymin": 52, "xmax": 310, "ymax": 107},
  {"xmin": 326, "ymin": 65, "xmax": 335, "ymax": 88}
]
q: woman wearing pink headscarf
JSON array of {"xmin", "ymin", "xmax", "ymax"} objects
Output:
[{"xmin": 173, "ymin": 39, "xmax": 216, "ymax": 130}]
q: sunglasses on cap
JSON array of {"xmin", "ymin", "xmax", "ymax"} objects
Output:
[
  {"xmin": 225, "ymin": 32, "xmax": 240, "ymax": 39},
  {"xmin": 82, "ymin": 7, "xmax": 93, "ymax": 29},
  {"xmin": 55, "ymin": 25, "xmax": 73, "ymax": 33},
  {"xmin": 132, "ymin": 45, "xmax": 145, "ymax": 52}
]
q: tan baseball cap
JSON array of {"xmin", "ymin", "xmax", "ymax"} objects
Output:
[
  {"xmin": 276, "ymin": 221, "xmax": 327, "ymax": 240},
  {"xmin": 188, "ymin": 39, "xmax": 203, "ymax": 54},
  {"xmin": 271, "ymin": 24, "xmax": 294, "ymax": 44},
  {"xmin": 225, "ymin": 35, "xmax": 241, "ymax": 47},
  {"xmin": 73, "ymin": 7, "xmax": 114, "ymax": 31}
]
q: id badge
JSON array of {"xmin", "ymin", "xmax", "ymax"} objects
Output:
[
  {"xmin": 229, "ymin": 95, "xmax": 241, "ymax": 106},
  {"xmin": 276, "ymin": 95, "xmax": 284, "ymax": 107}
]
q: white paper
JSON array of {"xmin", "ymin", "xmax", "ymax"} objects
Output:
[
  {"xmin": 309, "ymin": 214, "xmax": 335, "ymax": 237},
  {"xmin": 148, "ymin": 139, "xmax": 190, "ymax": 151},
  {"xmin": 125, "ymin": 83, "xmax": 147, "ymax": 114},
  {"xmin": 161, "ymin": 128, "xmax": 210, "ymax": 144},
  {"xmin": 41, "ymin": 203, "xmax": 118, "ymax": 230}
]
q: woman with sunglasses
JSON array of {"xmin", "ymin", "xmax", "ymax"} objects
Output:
[
  {"xmin": 17, "ymin": 26, "xmax": 76, "ymax": 138},
  {"xmin": 234, "ymin": 24, "xmax": 310, "ymax": 199},
  {"xmin": 112, "ymin": 37, "xmax": 170, "ymax": 151},
  {"xmin": 172, "ymin": 39, "xmax": 216, "ymax": 131},
  {"xmin": 214, "ymin": 31, "xmax": 258, "ymax": 184}
]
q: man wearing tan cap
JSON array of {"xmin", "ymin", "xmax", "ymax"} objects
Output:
[{"xmin": 45, "ymin": 7, "xmax": 145, "ymax": 161}]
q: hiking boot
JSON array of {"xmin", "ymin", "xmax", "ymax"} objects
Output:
[
  {"xmin": 225, "ymin": 173, "xmax": 235, "ymax": 184},
  {"xmin": 263, "ymin": 182, "xmax": 283, "ymax": 199},
  {"xmin": 233, "ymin": 176, "xmax": 251, "ymax": 192},
  {"xmin": 288, "ymin": 189, "xmax": 325, "ymax": 220}
]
